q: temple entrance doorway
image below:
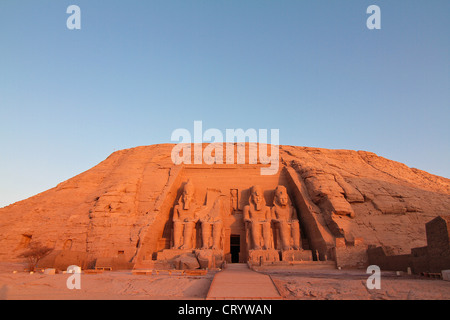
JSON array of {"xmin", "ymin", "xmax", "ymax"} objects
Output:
[{"xmin": 230, "ymin": 235, "xmax": 241, "ymax": 263}]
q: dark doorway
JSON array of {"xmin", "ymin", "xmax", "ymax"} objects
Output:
[{"xmin": 230, "ymin": 235, "xmax": 240, "ymax": 263}]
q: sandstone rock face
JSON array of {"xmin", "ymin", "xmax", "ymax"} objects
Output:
[{"xmin": 0, "ymin": 144, "xmax": 449, "ymax": 267}]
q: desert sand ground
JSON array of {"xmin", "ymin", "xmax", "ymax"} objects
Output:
[
  {"xmin": 0, "ymin": 262, "xmax": 449, "ymax": 300},
  {"xmin": 264, "ymin": 268, "xmax": 450, "ymax": 300},
  {"xmin": 0, "ymin": 262, "xmax": 215, "ymax": 300}
]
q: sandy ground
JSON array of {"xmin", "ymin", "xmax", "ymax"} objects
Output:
[
  {"xmin": 0, "ymin": 262, "xmax": 215, "ymax": 300},
  {"xmin": 1, "ymin": 262, "xmax": 449, "ymax": 300},
  {"xmin": 263, "ymin": 268, "xmax": 450, "ymax": 300}
]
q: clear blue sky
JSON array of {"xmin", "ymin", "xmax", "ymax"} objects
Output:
[{"xmin": 0, "ymin": 0, "xmax": 449, "ymax": 208}]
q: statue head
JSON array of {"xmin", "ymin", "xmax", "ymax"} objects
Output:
[
  {"xmin": 249, "ymin": 185, "xmax": 265, "ymax": 211},
  {"xmin": 274, "ymin": 185, "xmax": 290, "ymax": 207},
  {"xmin": 180, "ymin": 180, "xmax": 195, "ymax": 210}
]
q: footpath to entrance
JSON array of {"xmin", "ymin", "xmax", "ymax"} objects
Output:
[{"xmin": 206, "ymin": 264, "xmax": 282, "ymax": 300}]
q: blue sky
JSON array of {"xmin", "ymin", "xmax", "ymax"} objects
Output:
[{"xmin": 0, "ymin": 0, "xmax": 449, "ymax": 207}]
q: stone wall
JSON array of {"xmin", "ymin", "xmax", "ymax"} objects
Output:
[
  {"xmin": 367, "ymin": 216, "xmax": 450, "ymax": 274},
  {"xmin": 367, "ymin": 246, "xmax": 411, "ymax": 272},
  {"xmin": 335, "ymin": 237, "xmax": 368, "ymax": 269}
]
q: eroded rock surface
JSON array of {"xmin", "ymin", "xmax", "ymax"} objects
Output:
[{"xmin": 0, "ymin": 144, "xmax": 448, "ymax": 266}]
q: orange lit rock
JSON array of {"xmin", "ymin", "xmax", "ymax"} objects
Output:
[{"xmin": 0, "ymin": 144, "xmax": 448, "ymax": 270}]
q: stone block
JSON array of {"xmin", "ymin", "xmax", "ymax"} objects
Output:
[
  {"xmin": 335, "ymin": 245, "xmax": 369, "ymax": 269},
  {"xmin": 195, "ymin": 249, "xmax": 224, "ymax": 269},
  {"xmin": 44, "ymin": 268, "xmax": 56, "ymax": 275},
  {"xmin": 248, "ymin": 249, "xmax": 280, "ymax": 264},
  {"xmin": 173, "ymin": 253, "xmax": 200, "ymax": 270},
  {"xmin": 156, "ymin": 249, "xmax": 193, "ymax": 261},
  {"xmin": 442, "ymin": 270, "xmax": 450, "ymax": 281},
  {"xmin": 281, "ymin": 250, "xmax": 313, "ymax": 262}
]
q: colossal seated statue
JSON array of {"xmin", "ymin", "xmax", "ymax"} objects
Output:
[
  {"xmin": 199, "ymin": 198, "xmax": 223, "ymax": 250},
  {"xmin": 272, "ymin": 185, "xmax": 301, "ymax": 250},
  {"xmin": 243, "ymin": 185, "xmax": 272, "ymax": 250},
  {"xmin": 172, "ymin": 180, "xmax": 199, "ymax": 250}
]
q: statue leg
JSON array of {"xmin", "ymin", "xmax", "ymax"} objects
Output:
[
  {"xmin": 262, "ymin": 221, "xmax": 272, "ymax": 250},
  {"xmin": 181, "ymin": 222, "xmax": 195, "ymax": 249},
  {"xmin": 291, "ymin": 221, "xmax": 301, "ymax": 250},
  {"xmin": 201, "ymin": 222, "xmax": 212, "ymax": 249},
  {"xmin": 279, "ymin": 221, "xmax": 292, "ymax": 251},
  {"xmin": 212, "ymin": 221, "xmax": 223, "ymax": 250},
  {"xmin": 251, "ymin": 221, "xmax": 262, "ymax": 250},
  {"xmin": 173, "ymin": 221, "xmax": 182, "ymax": 249},
  {"xmin": 283, "ymin": 222, "xmax": 292, "ymax": 250}
]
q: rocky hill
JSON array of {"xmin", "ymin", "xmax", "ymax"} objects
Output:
[{"xmin": 0, "ymin": 144, "xmax": 448, "ymax": 265}]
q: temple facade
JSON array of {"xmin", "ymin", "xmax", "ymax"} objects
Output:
[{"xmin": 132, "ymin": 163, "xmax": 363, "ymax": 269}]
